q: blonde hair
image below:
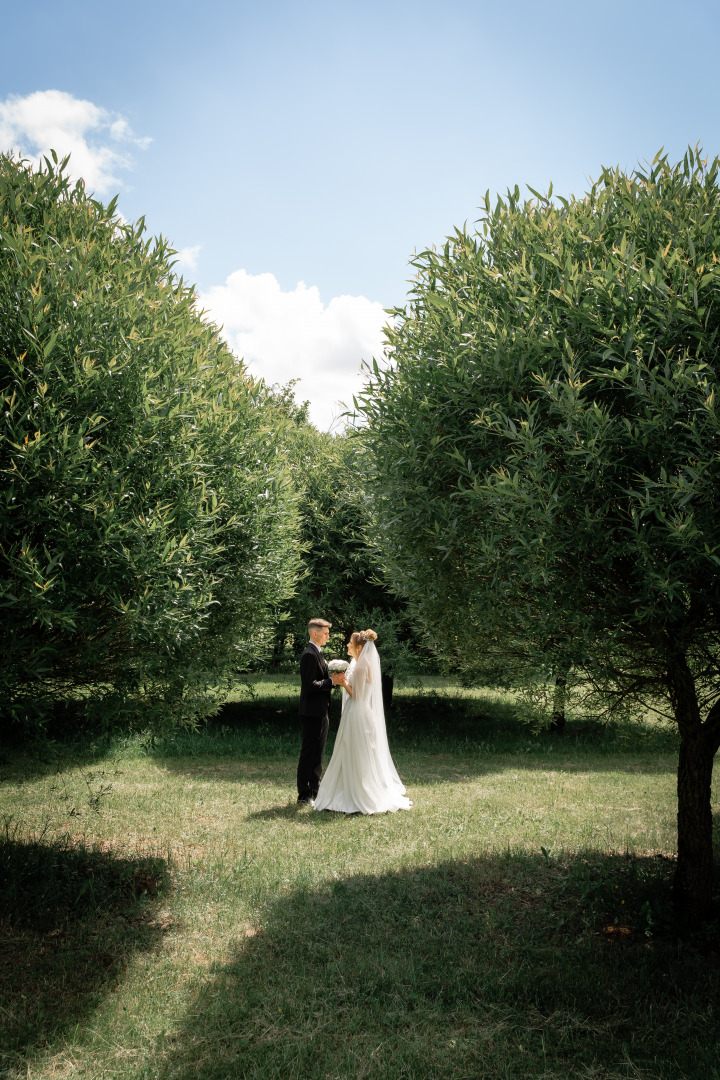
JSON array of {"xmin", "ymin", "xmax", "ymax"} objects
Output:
[{"xmin": 350, "ymin": 628, "xmax": 377, "ymax": 649}]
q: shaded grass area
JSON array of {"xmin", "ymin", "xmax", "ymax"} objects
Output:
[
  {"xmin": 156, "ymin": 853, "xmax": 719, "ymax": 1080},
  {"xmin": 154, "ymin": 675, "xmax": 680, "ymax": 763},
  {"xmin": 0, "ymin": 677, "xmax": 679, "ymax": 780},
  {"xmin": 0, "ymin": 830, "xmax": 171, "ymax": 1071},
  {"xmin": 0, "ymin": 679, "xmax": 716, "ymax": 1079}
]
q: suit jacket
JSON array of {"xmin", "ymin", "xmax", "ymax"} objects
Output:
[{"xmin": 299, "ymin": 643, "xmax": 333, "ymax": 718}]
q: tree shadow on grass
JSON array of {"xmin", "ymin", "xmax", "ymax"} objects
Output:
[
  {"xmin": 0, "ymin": 738, "xmax": 123, "ymax": 787},
  {"xmin": 153, "ymin": 691, "xmax": 678, "ymax": 788},
  {"xmin": 155, "ymin": 852, "xmax": 719, "ymax": 1080},
  {"xmin": 246, "ymin": 804, "xmax": 368, "ymax": 825},
  {"xmin": 0, "ymin": 831, "xmax": 171, "ymax": 1073},
  {"xmin": 247, "ymin": 803, "xmax": 312, "ymax": 821},
  {"xmin": 0, "ymin": 684, "xmax": 679, "ymax": 790}
]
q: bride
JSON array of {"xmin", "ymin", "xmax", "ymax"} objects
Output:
[{"xmin": 313, "ymin": 629, "xmax": 411, "ymax": 815}]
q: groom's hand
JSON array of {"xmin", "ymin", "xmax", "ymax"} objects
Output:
[{"xmin": 330, "ymin": 673, "xmax": 345, "ymax": 685}]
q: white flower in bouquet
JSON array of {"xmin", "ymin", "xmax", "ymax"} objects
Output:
[{"xmin": 327, "ymin": 659, "xmax": 349, "ymax": 674}]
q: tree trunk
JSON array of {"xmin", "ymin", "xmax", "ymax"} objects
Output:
[
  {"xmin": 667, "ymin": 652, "xmax": 720, "ymax": 922},
  {"xmin": 382, "ymin": 673, "xmax": 394, "ymax": 710},
  {"xmin": 674, "ymin": 726, "xmax": 717, "ymax": 918},
  {"xmin": 549, "ymin": 672, "xmax": 567, "ymax": 734}
]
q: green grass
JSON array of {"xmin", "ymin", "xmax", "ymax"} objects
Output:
[{"xmin": 0, "ymin": 680, "xmax": 717, "ymax": 1079}]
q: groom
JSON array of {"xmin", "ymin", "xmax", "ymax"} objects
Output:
[{"xmin": 297, "ymin": 617, "xmax": 344, "ymax": 803}]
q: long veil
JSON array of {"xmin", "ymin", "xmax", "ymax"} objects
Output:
[
  {"xmin": 353, "ymin": 640, "xmax": 404, "ymax": 790},
  {"xmin": 340, "ymin": 658, "xmax": 355, "ymax": 716}
]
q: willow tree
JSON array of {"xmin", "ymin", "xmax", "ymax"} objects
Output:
[
  {"xmin": 0, "ymin": 154, "xmax": 300, "ymax": 730},
  {"xmin": 359, "ymin": 149, "xmax": 720, "ymax": 921}
]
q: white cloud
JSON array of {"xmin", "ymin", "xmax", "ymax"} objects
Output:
[
  {"xmin": 0, "ymin": 90, "xmax": 151, "ymax": 195},
  {"xmin": 198, "ymin": 269, "xmax": 389, "ymax": 430},
  {"xmin": 174, "ymin": 245, "xmax": 201, "ymax": 273}
]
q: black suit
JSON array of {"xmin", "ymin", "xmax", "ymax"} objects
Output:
[{"xmin": 297, "ymin": 642, "xmax": 333, "ymax": 801}]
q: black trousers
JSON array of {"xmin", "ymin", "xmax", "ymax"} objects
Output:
[{"xmin": 297, "ymin": 713, "xmax": 329, "ymax": 800}]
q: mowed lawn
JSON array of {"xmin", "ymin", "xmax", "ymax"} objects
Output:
[{"xmin": 1, "ymin": 680, "xmax": 718, "ymax": 1080}]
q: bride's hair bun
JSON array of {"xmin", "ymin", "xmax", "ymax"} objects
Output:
[{"xmin": 364, "ymin": 629, "xmax": 377, "ymax": 642}]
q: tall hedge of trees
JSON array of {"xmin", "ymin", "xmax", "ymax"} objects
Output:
[
  {"xmin": 359, "ymin": 149, "xmax": 720, "ymax": 921},
  {"xmin": 0, "ymin": 154, "xmax": 300, "ymax": 730},
  {"xmin": 266, "ymin": 384, "xmax": 427, "ymax": 687}
]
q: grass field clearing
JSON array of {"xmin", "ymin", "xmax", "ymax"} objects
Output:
[{"xmin": 1, "ymin": 680, "xmax": 717, "ymax": 1079}]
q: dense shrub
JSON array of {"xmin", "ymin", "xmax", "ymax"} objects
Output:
[{"xmin": 0, "ymin": 154, "xmax": 300, "ymax": 730}]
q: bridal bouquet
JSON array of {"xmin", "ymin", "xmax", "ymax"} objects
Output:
[{"xmin": 327, "ymin": 659, "xmax": 349, "ymax": 674}]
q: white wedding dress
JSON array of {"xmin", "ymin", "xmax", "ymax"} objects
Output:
[{"xmin": 314, "ymin": 641, "xmax": 411, "ymax": 815}]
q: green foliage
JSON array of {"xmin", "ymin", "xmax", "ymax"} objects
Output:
[
  {"xmin": 359, "ymin": 147, "xmax": 720, "ymax": 702},
  {"xmin": 264, "ymin": 384, "xmax": 428, "ymax": 678},
  {"xmin": 358, "ymin": 146, "xmax": 720, "ymax": 917},
  {"xmin": 0, "ymin": 153, "xmax": 300, "ymax": 730}
]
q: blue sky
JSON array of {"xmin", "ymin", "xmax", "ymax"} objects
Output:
[{"xmin": 3, "ymin": 0, "xmax": 720, "ymax": 427}]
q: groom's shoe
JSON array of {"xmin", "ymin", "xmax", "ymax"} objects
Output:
[{"xmin": 297, "ymin": 795, "xmax": 313, "ymax": 805}]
